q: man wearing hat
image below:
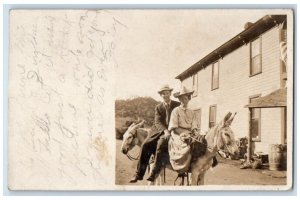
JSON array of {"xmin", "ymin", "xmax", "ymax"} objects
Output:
[{"xmin": 129, "ymin": 84, "xmax": 181, "ymax": 183}]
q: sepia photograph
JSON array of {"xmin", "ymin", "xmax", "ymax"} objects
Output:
[
  {"xmin": 115, "ymin": 10, "xmax": 293, "ymax": 188},
  {"xmin": 7, "ymin": 8, "xmax": 293, "ymax": 191}
]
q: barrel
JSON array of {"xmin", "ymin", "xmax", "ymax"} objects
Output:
[{"xmin": 269, "ymin": 144, "xmax": 287, "ymax": 171}]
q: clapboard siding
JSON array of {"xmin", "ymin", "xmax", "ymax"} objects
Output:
[
  {"xmin": 255, "ymin": 108, "xmax": 282, "ymax": 153},
  {"xmin": 181, "ymin": 26, "xmax": 282, "ymax": 154}
]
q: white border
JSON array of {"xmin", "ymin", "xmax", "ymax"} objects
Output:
[{"xmin": 1, "ymin": 0, "xmax": 299, "ymax": 198}]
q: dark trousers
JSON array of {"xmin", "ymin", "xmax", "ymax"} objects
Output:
[
  {"xmin": 151, "ymin": 135, "xmax": 169, "ymax": 175},
  {"xmin": 135, "ymin": 132, "xmax": 168, "ymax": 178}
]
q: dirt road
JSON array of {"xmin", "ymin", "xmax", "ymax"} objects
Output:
[{"xmin": 115, "ymin": 140, "xmax": 287, "ymax": 186}]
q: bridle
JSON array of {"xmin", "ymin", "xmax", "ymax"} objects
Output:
[
  {"xmin": 124, "ymin": 129, "xmax": 140, "ymax": 161},
  {"xmin": 213, "ymin": 125, "xmax": 234, "ymax": 156}
]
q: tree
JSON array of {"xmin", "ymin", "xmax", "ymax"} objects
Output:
[{"xmin": 115, "ymin": 97, "xmax": 159, "ymax": 127}]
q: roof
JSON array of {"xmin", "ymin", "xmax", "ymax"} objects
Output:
[
  {"xmin": 175, "ymin": 15, "xmax": 287, "ymax": 81},
  {"xmin": 245, "ymin": 88, "xmax": 287, "ymax": 108}
]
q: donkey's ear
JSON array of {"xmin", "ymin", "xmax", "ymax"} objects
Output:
[
  {"xmin": 128, "ymin": 122, "xmax": 136, "ymax": 128},
  {"xmin": 222, "ymin": 112, "xmax": 232, "ymax": 127},
  {"xmin": 223, "ymin": 112, "xmax": 232, "ymax": 122},
  {"xmin": 136, "ymin": 120, "xmax": 145, "ymax": 128},
  {"xmin": 225, "ymin": 112, "xmax": 237, "ymax": 126}
]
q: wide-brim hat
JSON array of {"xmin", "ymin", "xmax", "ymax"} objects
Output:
[
  {"xmin": 158, "ymin": 84, "xmax": 173, "ymax": 94},
  {"xmin": 173, "ymin": 86, "xmax": 194, "ymax": 98}
]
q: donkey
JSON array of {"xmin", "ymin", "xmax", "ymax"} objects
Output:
[{"xmin": 120, "ymin": 112, "xmax": 239, "ymax": 185}]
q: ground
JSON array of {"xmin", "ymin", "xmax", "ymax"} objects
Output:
[{"xmin": 115, "ymin": 140, "xmax": 287, "ymax": 186}]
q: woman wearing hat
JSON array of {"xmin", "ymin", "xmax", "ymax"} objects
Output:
[
  {"xmin": 168, "ymin": 86, "xmax": 217, "ymax": 173},
  {"xmin": 168, "ymin": 86, "xmax": 199, "ymax": 173}
]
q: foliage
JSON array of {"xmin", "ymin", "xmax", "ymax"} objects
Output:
[{"xmin": 115, "ymin": 97, "xmax": 159, "ymax": 127}]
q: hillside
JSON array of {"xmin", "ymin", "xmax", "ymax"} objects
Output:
[{"xmin": 115, "ymin": 97, "xmax": 159, "ymax": 127}]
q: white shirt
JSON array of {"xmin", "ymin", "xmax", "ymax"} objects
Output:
[{"xmin": 168, "ymin": 105, "xmax": 197, "ymax": 131}]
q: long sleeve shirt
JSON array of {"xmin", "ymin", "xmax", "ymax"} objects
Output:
[{"xmin": 168, "ymin": 106, "xmax": 197, "ymax": 133}]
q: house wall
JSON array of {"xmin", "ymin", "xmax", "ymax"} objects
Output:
[
  {"xmin": 181, "ymin": 26, "xmax": 283, "ymax": 154},
  {"xmin": 256, "ymin": 108, "xmax": 282, "ymax": 153}
]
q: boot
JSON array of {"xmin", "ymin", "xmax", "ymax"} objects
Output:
[
  {"xmin": 146, "ymin": 172, "xmax": 157, "ymax": 182},
  {"xmin": 129, "ymin": 174, "xmax": 143, "ymax": 183}
]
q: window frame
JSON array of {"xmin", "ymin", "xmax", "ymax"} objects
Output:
[
  {"xmin": 192, "ymin": 73, "xmax": 198, "ymax": 97},
  {"xmin": 211, "ymin": 61, "xmax": 220, "ymax": 90},
  {"xmin": 209, "ymin": 105, "xmax": 217, "ymax": 129},
  {"xmin": 194, "ymin": 108, "xmax": 201, "ymax": 131},
  {"xmin": 279, "ymin": 28, "xmax": 287, "ymax": 87},
  {"xmin": 249, "ymin": 94, "xmax": 262, "ymax": 142},
  {"xmin": 249, "ymin": 36, "xmax": 262, "ymax": 77}
]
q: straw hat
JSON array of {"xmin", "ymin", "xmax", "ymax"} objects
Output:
[
  {"xmin": 173, "ymin": 86, "xmax": 194, "ymax": 98},
  {"xmin": 158, "ymin": 84, "xmax": 173, "ymax": 94}
]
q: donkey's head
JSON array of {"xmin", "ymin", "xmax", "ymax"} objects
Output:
[
  {"xmin": 216, "ymin": 112, "xmax": 239, "ymax": 158},
  {"xmin": 120, "ymin": 120, "xmax": 145, "ymax": 154}
]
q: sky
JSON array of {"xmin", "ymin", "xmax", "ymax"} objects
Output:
[{"xmin": 113, "ymin": 9, "xmax": 285, "ymax": 101}]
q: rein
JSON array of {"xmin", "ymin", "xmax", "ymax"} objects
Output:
[
  {"xmin": 189, "ymin": 135, "xmax": 226, "ymax": 158},
  {"xmin": 189, "ymin": 125, "xmax": 228, "ymax": 156},
  {"xmin": 188, "ymin": 135, "xmax": 214, "ymax": 151},
  {"xmin": 126, "ymin": 153, "xmax": 139, "ymax": 161},
  {"xmin": 188, "ymin": 125, "xmax": 220, "ymax": 152}
]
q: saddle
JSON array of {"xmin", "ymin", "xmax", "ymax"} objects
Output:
[{"xmin": 190, "ymin": 134, "xmax": 207, "ymax": 162}]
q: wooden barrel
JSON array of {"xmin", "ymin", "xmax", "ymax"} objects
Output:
[{"xmin": 269, "ymin": 144, "xmax": 286, "ymax": 171}]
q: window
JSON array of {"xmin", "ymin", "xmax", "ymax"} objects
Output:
[
  {"xmin": 279, "ymin": 26, "xmax": 287, "ymax": 88},
  {"xmin": 194, "ymin": 109, "xmax": 201, "ymax": 130},
  {"xmin": 212, "ymin": 61, "xmax": 219, "ymax": 90},
  {"xmin": 192, "ymin": 73, "xmax": 198, "ymax": 97},
  {"xmin": 250, "ymin": 37, "xmax": 262, "ymax": 76},
  {"xmin": 249, "ymin": 95, "xmax": 261, "ymax": 141},
  {"xmin": 209, "ymin": 105, "xmax": 217, "ymax": 128}
]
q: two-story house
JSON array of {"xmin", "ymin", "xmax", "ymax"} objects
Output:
[{"xmin": 175, "ymin": 15, "xmax": 287, "ymax": 155}]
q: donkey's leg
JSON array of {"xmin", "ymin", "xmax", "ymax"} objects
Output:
[
  {"xmin": 201, "ymin": 173, "xmax": 205, "ymax": 185},
  {"xmin": 155, "ymin": 169, "xmax": 162, "ymax": 185},
  {"xmin": 147, "ymin": 162, "xmax": 155, "ymax": 186},
  {"xmin": 197, "ymin": 172, "xmax": 205, "ymax": 185},
  {"xmin": 191, "ymin": 160, "xmax": 204, "ymax": 186},
  {"xmin": 148, "ymin": 161, "xmax": 163, "ymax": 185},
  {"xmin": 191, "ymin": 169, "xmax": 200, "ymax": 186},
  {"xmin": 187, "ymin": 173, "xmax": 192, "ymax": 186},
  {"xmin": 157, "ymin": 168, "xmax": 165, "ymax": 185},
  {"xmin": 191, "ymin": 173, "xmax": 199, "ymax": 185}
]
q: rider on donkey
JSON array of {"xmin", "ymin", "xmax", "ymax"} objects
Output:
[
  {"xmin": 167, "ymin": 86, "xmax": 218, "ymax": 175},
  {"xmin": 129, "ymin": 84, "xmax": 181, "ymax": 182}
]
